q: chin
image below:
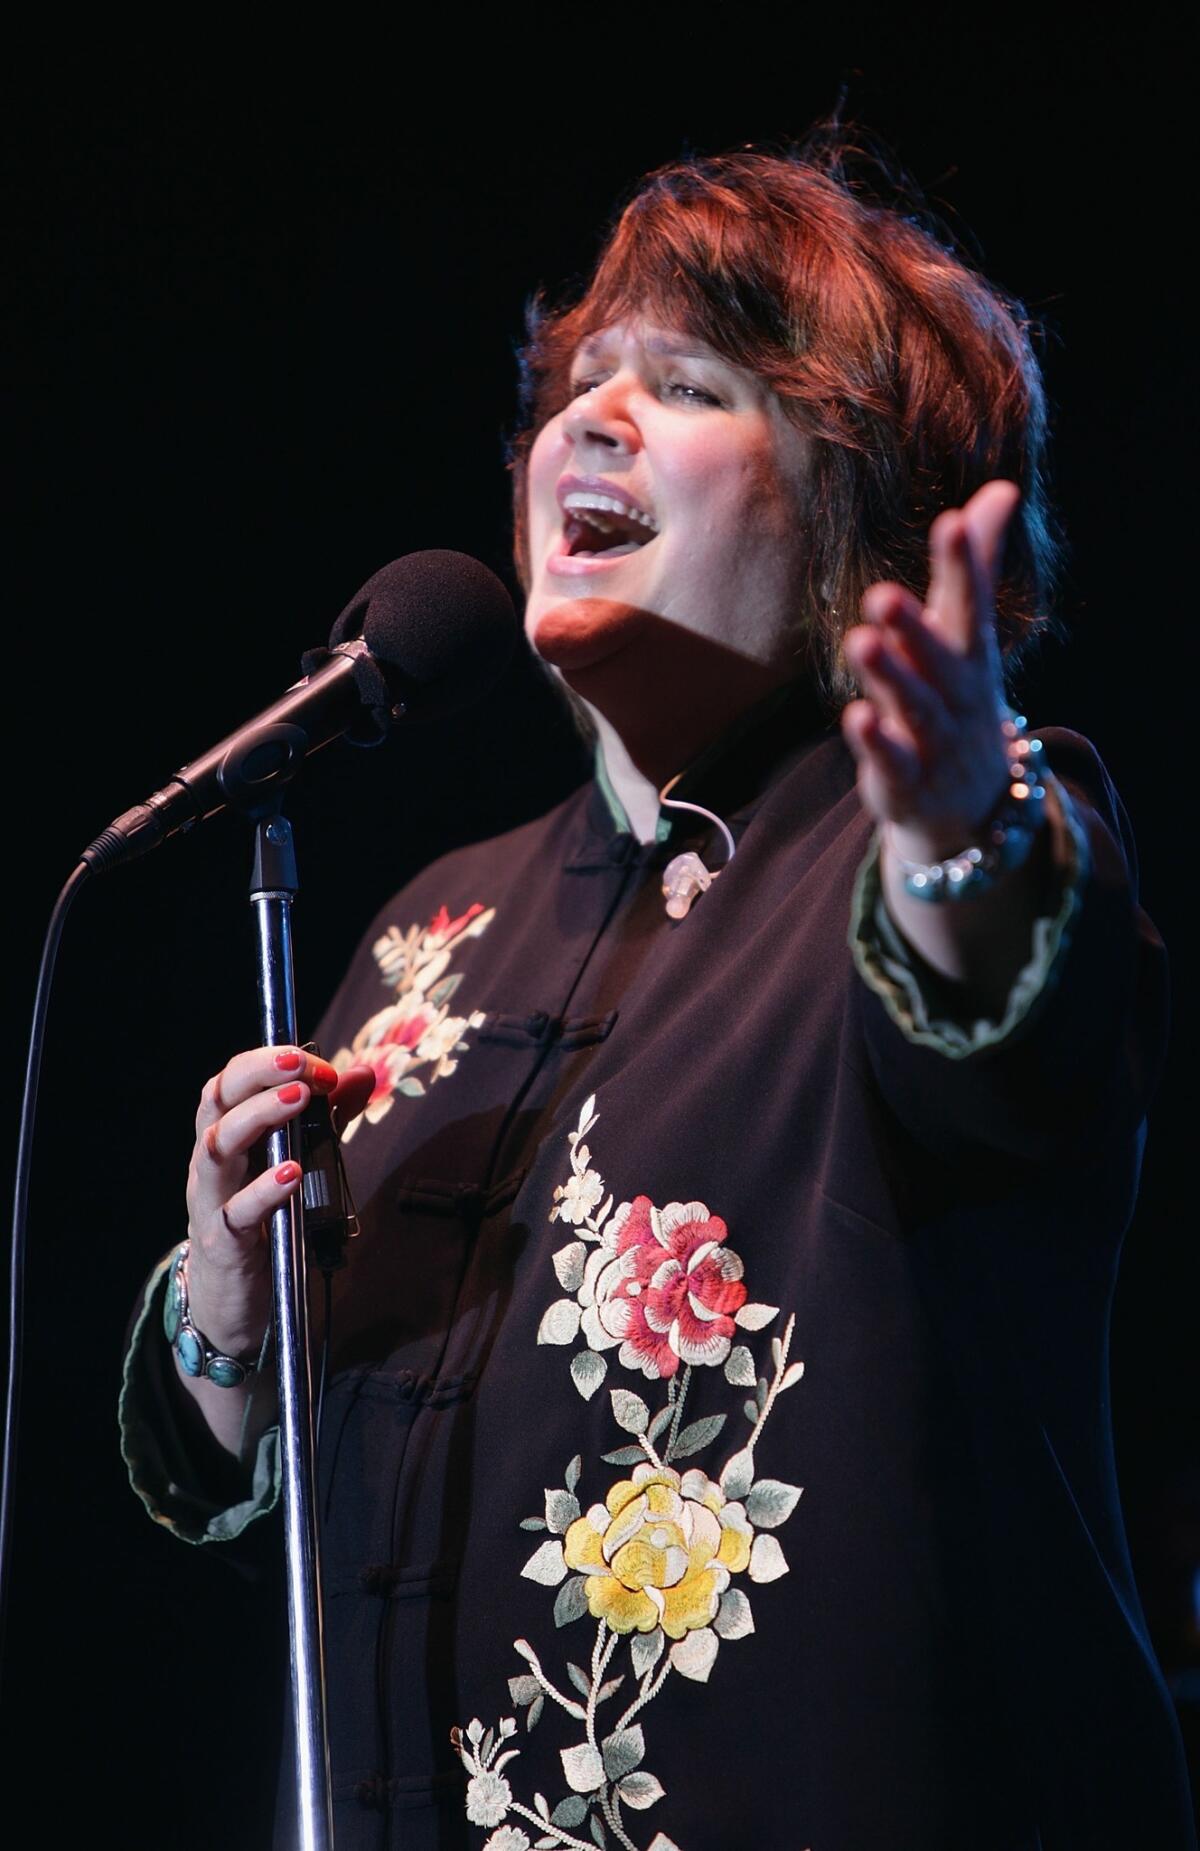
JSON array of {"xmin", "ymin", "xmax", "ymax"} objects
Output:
[{"xmin": 526, "ymin": 596, "xmax": 651, "ymax": 673}]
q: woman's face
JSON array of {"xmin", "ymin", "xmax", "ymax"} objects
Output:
[{"xmin": 524, "ymin": 318, "xmax": 811, "ymax": 693}]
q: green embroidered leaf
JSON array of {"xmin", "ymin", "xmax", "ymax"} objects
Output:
[
  {"xmin": 571, "ymin": 1350, "xmax": 607, "ymax": 1401},
  {"xmin": 743, "ymin": 1398, "xmax": 758, "ymax": 1424},
  {"xmin": 527, "ymin": 1694, "xmax": 544, "ymax": 1731},
  {"xmin": 520, "ymin": 1517, "xmax": 547, "ymax": 1531},
  {"xmin": 535, "ymin": 1837, "xmax": 558, "ymax": 1849},
  {"xmin": 713, "ymin": 1588, "xmax": 755, "ymax": 1640},
  {"xmin": 610, "ymin": 1389, "xmax": 650, "ymax": 1434},
  {"xmin": 395, "ymin": 1076, "xmax": 426, "ymax": 1097},
  {"xmin": 724, "ymin": 1344, "xmax": 757, "ymax": 1387},
  {"xmin": 554, "ymin": 1575, "xmax": 590, "ymax": 1628},
  {"xmin": 756, "ymin": 1376, "xmax": 770, "ymax": 1409},
  {"xmin": 544, "ymin": 1488, "xmax": 581, "ymax": 1534},
  {"xmin": 668, "ymin": 1625, "xmax": 719, "ymax": 1683},
  {"xmin": 537, "ymin": 1298, "xmax": 582, "ymax": 1345},
  {"xmin": 553, "ymin": 1241, "xmax": 588, "ymax": 1292},
  {"xmin": 647, "ymin": 1405, "xmax": 673, "ymax": 1442},
  {"xmin": 565, "ymin": 1454, "xmax": 582, "ymax": 1494},
  {"xmin": 567, "ymin": 1662, "xmax": 592, "ymax": 1698},
  {"xmin": 720, "ymin": 1447, "xmax": 755, "ymax": 1499},
  {"xmin": 590, "ymin": 1812, "xmax": 608, "ymax": 1847},
  {"xmin": 781, "ymin": 1360, "xmax": 805, "ymax": 1390},
  {"xmin": 619, "ymin": 1771, "xmax": 665, "ymax": 1810},
  {"xmin": 521, "ymin": 1540, "xmax": 568, "ymax": 1586},
  {"xmin": 601, "ymin": 1444, "xmax": 646, "ymax": 1466},
  {"xmin": 745, "ymin": 1479, "xmax": 803, "ymax": 1529},
  {"xmin": 427, "ymin": 973, "xmax": 462, "ymax": 1007},
  {"xmin": 552, "ymin": 1796, "xmax": 589, "ymax": 1828},
  {"xmin": 561, "ymin": 1742, "xmax": 605, "ymax": 1794},
  {"xmin": 748, "ymin": 1533, "xmax": 789, "ymax": 1583},
  {"xmin": 481, "ymin": 1727, "xmax": 494, "ymax": 1762},
  {"xmin": 669, "ymin": 1413, "xmax": 726, "ymax": 1459},
  {"xmin": 508, "ymin": 1675, "xmax": 540, "ymax": 1706},
  {"xmin": 630, "ymin": 1627, "xmax": 664, "ymax": 1679},
  {"xmin": 601, "ymin": 1724, "xmax": 644, "ymax": 1780},
  {"xmin": 595, "ymin": 1675, "xmax": 624, "ymax": 1706}
]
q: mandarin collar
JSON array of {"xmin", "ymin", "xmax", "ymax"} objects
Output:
[{"xmin": 566, "ymin": 679, "xmax": 836, "ymax": 871}]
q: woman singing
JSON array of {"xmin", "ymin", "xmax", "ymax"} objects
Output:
[{"xmin": 121, "ymin": 141, "xmax": 1194, "ymax": 1848}]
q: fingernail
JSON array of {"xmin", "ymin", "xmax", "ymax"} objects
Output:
[
  {"xmin": 275, "ymin": 1161, "xmax": 302, "ymax": 1185},
  {"xmin": 309, "ymin": 1059, "xmax": 339, "ymax": 1093},
  {"xmin": 273, "ymin": 1050, "xmax": 303, "ymax": 1072},
  {"xmin": 277, "ymin": 1083, "xmax": 304, "ymax": 1104}
]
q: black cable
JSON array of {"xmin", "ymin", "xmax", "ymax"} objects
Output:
[{"xmin": 2, "ymin": 860, "xmax": 92, "ymax": 1694}]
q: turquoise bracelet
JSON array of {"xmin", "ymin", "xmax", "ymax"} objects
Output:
[{"xmin": 164, "ymin": 1242, "xmax": 265, "ymax": 1389}]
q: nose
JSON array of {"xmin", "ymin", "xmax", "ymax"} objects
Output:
[{"xmin": 561, "ymin": 371, "xmax": 641, "ymax": 454}]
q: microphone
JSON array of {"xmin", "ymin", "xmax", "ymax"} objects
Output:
[{"xmin": 81, "ymin": 550, "xmax": 517, "ymax": 871}]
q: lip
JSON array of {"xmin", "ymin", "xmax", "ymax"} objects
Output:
[{"xmin": 547, "ymin": 548, "xmax": 643, "ymax": 577}]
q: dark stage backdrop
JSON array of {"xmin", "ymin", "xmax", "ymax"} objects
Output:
[{"xmin": 4, "ymin": 30, "xmax": 1196, "ymax": 1842}]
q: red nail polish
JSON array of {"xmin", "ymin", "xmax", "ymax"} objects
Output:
[
  {"xmin": 277, "ymin": 1083, "xmax": 304, "ymax": 1104},
  {"xmin": 309, "ymin": 1059, "xmax": 339, "ymax": 1093},
  {"xmin": 273, "ymin": 1050, "xmax": 303, "ymax": 1072},
  {"xmin": 275, "ymin": 1161, "xmax": 301, "ymax": 1185}
]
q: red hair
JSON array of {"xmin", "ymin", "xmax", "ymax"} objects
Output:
[{"xmin": 510, "ymin": 141, "xmax": 1058, "ymax": 701}]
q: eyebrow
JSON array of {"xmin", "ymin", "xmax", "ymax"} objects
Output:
[{"xmin": 574, "ymin": 332, "xmax": 722, "ymax": 365}]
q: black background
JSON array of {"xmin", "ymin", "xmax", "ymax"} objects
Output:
[{"xmin": 3, "ymin": 20, "xmax": 1196, "ymax": 1841}]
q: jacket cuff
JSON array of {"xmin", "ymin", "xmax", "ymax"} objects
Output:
[
  {"xmin": 118, "ymin": 1251, "xmax": 280, "ymax": 1544},
  {"xmin": 847, "ymin": 776, "xmax": 1090, "ymax": 1059}
]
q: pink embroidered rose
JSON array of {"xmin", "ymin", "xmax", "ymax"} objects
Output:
[{"xmin": 579, "ymin": 1196, "xmax": 747, "ymax": 1379}]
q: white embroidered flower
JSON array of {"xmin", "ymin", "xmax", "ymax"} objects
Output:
[
  {"xmin": 466, "ymin": 1770, "xmax": 513, "ymax": 1827},
  {"xmin": 555, "ymin": 1169, "xmax": 604, "ymax": 1225},
  {"xmin": 416, "ymin": 1013, "xmax": 471, "ymax": 1063},
  {"xmin": 482, "ymin": 1830, "xmax": 530, "ymax": 1851}
]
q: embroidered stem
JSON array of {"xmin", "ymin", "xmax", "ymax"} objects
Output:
[
  {"xmin": 520, "ymin": 1646, "xmax": 587, "ymax": 1722},
  {"xmin": 746, "ymin": 1314, "xmax": 795, "ymax": 1457},
  {"xmin": 613, "ymin": 1658, "xmax": 672, "ymax": 1734},
  {"xmin": 665, "ymin": 1365, "xmax": 691, "ymax": 1459},
  {"xmin": 637, "ymin": 1432, "xmax": 664, "ymax": 1469},
  {"xmin": 585, "ymin": 1622, "xmax": 617, "ymax": 1744},
  {"xmin": 510, "ymin": 1801, "xmax": 594, "ymax": 1851},
  {"xmin": 600, "ymin": 1788, "xmax": 639, "ymax": 1851}
]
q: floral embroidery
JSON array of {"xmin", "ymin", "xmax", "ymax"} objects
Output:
[
  {"xmin": 454, "ymin": 1096, "xmax": 806, "ymax": 1851},
  {"xmin": 331, "ymin": 900, "xmax": 493, "ymax": 1140}
]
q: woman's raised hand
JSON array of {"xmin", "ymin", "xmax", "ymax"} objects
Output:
[
  {"xmin": 840, "ymin": 479, "xmax": 1020, "ymax": 863},
  {"xmin": 184, "ymin": 1047, "xmax": 375, "ymax": 1366}
]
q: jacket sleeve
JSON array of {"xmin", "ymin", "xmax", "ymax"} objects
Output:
[
  {"xmin": 846, "ymin": 729, "xmax": 1169, "ymax": 1162},
  {"xmin": 118, "ymin": 1249, "xmax": 280, "ymax": 1545}
]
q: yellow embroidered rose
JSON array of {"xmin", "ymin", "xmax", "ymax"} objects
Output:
[{"xmin": 563, "ymin": 1463, "xmax": 752, "ymax": 1639}]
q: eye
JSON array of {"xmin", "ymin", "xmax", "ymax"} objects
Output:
[
  {"xmin": 568, "ymin": 374, "xmax": 605, "ymax": 398},
  {"xmin": 665, "ymin": 380, "xmax": 723, "ymax": 407}
]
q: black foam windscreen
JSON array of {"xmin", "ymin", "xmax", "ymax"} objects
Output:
[{"xmin": 330, "ymin": 549, "xmax": 518, "ymax": 718}]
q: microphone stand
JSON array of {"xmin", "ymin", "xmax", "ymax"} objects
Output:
[{"xmin": 223, "ymin": 722, "xmax": 335, "ymax": 1851}]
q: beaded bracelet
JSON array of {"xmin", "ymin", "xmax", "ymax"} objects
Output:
[
  {"xmin": 896, "ymin": 712, "xmax": 1048, "ymax": 903},
  {"xmin": 164, "ymin": 1242, "xmax": 265, "ymax": 1388}
]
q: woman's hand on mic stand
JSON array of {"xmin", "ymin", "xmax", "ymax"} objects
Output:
[{"xmin": 176, "ymin": 1047, "xmax": 375, "ymax": 1457}]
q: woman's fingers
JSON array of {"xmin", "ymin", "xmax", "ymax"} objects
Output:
[
  {"xmin": 331, "ymin": 1063, "xmax": 376, "ymax": 1129},
  {"xmin": 926, "ymin": 480, "xmax": 1019, "ymax": 656},
  {"xmin": 188, "ymin": 1046, "xmax": 339, "ymax": 1228}
]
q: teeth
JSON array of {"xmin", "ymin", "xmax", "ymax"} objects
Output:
[{"xmin": 562, "ymin": 491, "xmax": 659, "ymax": 534}]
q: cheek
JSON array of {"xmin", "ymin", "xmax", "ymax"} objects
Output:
[{"xmin": 527, "ymin": 420, "xmax": 567, "ymax": 539}]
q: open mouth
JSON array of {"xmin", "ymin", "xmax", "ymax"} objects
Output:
[{"xmin": 560, "ymin": 492, "xmax": 660, "ymax": 561}]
